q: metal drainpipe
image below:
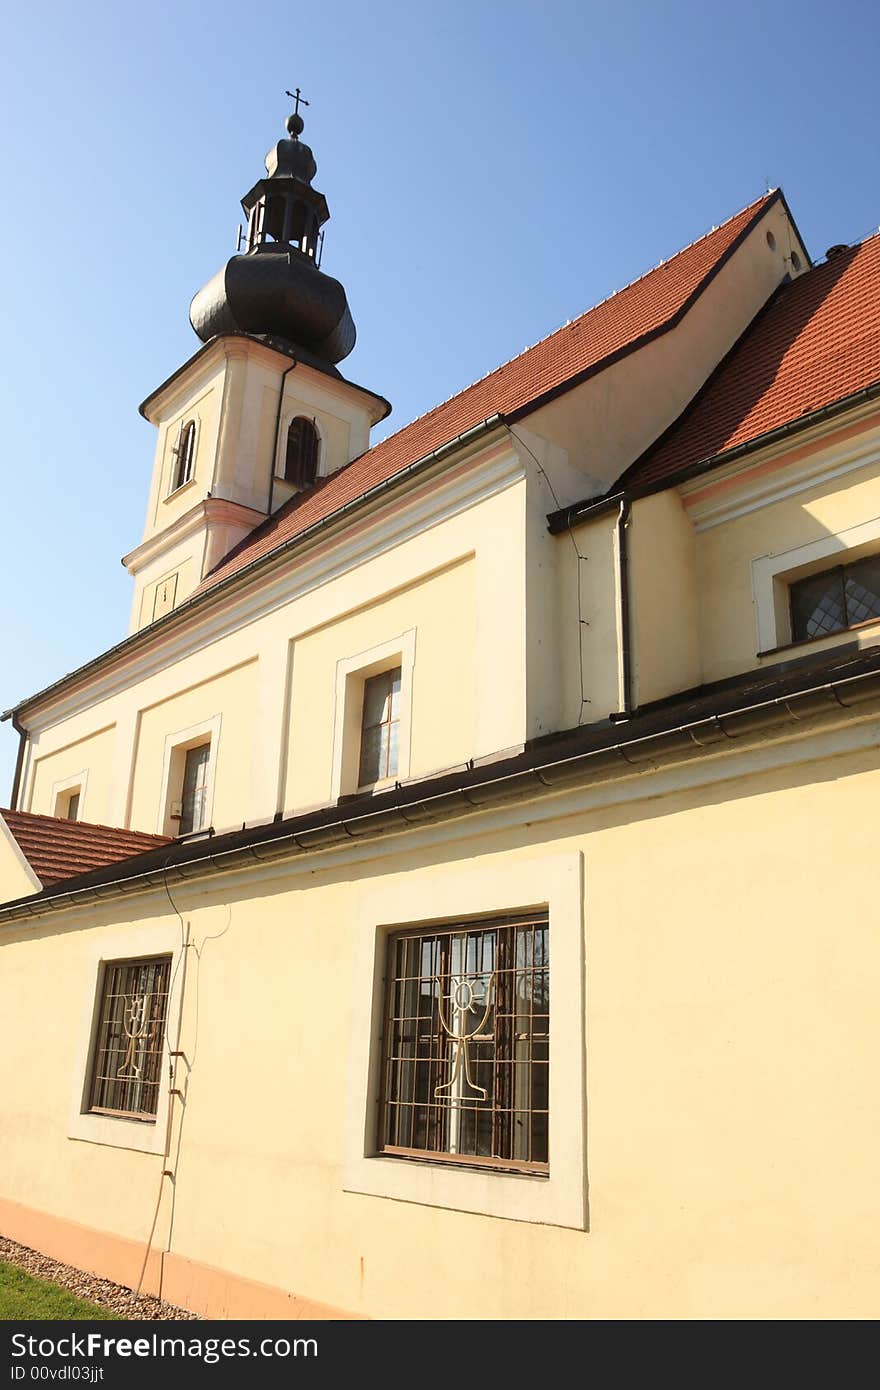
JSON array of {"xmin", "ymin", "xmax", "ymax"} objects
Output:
[
  {"xmin": 9, "ymin": 712, "xmax": 27, "ymax": 810},
  {"xmin": 615, "ymin": 497, "xmax": 634, "ymax": 718},
  {"xmin": 267, "ymin": 362, "xmax": 297, "ymax": 516}
]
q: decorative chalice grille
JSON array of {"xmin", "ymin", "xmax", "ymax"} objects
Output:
[
  {"xmin": 380, "ymin": 914, "xmax": 549, "ymax": 1169},
  {"xmin": 88, "ymin": 956, "xmax": 171, "ymax": 1120}
]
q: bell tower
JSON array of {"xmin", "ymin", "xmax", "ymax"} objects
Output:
[
  {"xmin": 189, "ymin": 95, "xmax": 356, "ymax": 365},
  {"xmin": 123, "ymin": 101, "xmax": 390, "ymax": 635}
]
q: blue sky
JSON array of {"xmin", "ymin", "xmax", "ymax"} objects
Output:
[{"xmin": 1, "ymin": 0, "xmax": 878, "ymax": 797}]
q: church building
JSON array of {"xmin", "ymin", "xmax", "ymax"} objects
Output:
[{"xmin": 1, "ymin": 106, "xmax": 879, "ymax": 1319}]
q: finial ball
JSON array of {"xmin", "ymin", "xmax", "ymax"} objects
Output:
[{"xmin": 286, "ymin": 112, "xmax": 305, "ymax": 138}]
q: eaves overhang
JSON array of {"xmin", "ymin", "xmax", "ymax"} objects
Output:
[
  {"xmin": 508, "ymin": 190, "xmax": 807, "ymax": 430},
  {"xmin": 3, "ymin": 642, "xmax": 879, "ymax": 926},
  {"xmin": 546, "ymin": 376, "xmax": 880, "ymax": 535},
  {"xmin": 138, "ymin": 332, "xmax": 392, "ymax": 425},
  {"xmin": 2, "ymin": 415, "xmax": 506, "ymax": 725}
]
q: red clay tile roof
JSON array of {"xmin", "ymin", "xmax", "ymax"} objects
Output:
[
  {"xmin": 1, "ymin": 809, "xmax": 171, "ymax": 889},
  {"xmin": 195, "ymin": 193, "xmax": 778, "ymax": 595},
  {"xmin": 623, "ymin": 234, "xmax": 880, "ymax": 488}
]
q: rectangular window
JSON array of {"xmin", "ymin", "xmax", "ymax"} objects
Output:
[
  {"xmin": 65, "ymin": 791, "xmax": 80, "ymax": 821},
  {"xmin": 359, "ymin": 667, "xmax": 401, "ymax": 786},
  {"xmin": 152, "ymin": 572, "xmax": 178, "ymax": 622},
  {"xmin": 88, "ymin": 956, "xmax": 171, "ymax": 1121},
  {"xmin": 170, "ymin": 420, "xmax": 196, "ymax": 493},
  {"xmin": 379, "ymin": 912, "xmax": 549, "ymax": 1173},
  {"xmin": 790, "ymin": 554, "xmax": 880, "ymax": 642},
  {"xmin": 179, "ymin": 743, "xmax": 210, "ymax": 834}
]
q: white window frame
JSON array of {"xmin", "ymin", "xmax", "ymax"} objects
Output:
[
  {"xmin": 329, "ymin": 630, "xmax": 416, "ymax": 801},
  {"xmin": 343, "ymin": 850, "xmax": 587, "ymax": 1230},
  {"xmin": 156, "ymin": 715, "xmax": 221, "ymax": 837},
  {"xmin": 51, "ymin": 770, "xmax": 89, "ymax": 822},
  {"xmin": 151, "ymin": 569, "xmax": 180, "ymax": 623},
  {"xmin": 67, "ymin": 922, "xmax": 184, "ymax": 1156},
  {"xmin": 752, "ymin": 515, "xmax": 880, "ymax": 653},
  {"xmin": 275, "ymin": 411, "xmax": 324, "ymax": 483},
  {"xmin": 165, "ymin": 416, "xmax": 200, "ymax": 499}
]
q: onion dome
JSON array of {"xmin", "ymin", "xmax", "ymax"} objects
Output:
[{"xmin": 189, "ymin": 109, "xmax": 356, "ymax": 365}]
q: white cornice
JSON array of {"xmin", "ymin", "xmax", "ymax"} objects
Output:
[
  {"xmin": 141, "ymin": 341, "xmax": 231, "ymax": 424},
  {"xmin": 23, "ymin": 441, "xmax": 523, "ymax": 732},
  {"xmin": 680, "ymin": 404, "xmax": 880, "ymax": 532},
  {"xmin": 121, "ymin": 498, "xmax": 267, "ymax": 574},
  {"xmin": 7, "ymin": 701, "xmax": 880, "ymax": 929},
  {"xmin": 142, "ymin": 335, "xmax": 388, "ymax": 427}
]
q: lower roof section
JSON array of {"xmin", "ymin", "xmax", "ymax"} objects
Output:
[
  {"xmin": 2, "ymin": 640, "xmax": 879, "ymax": 923},
  {"xmin": 621, "ymin": 234, "xmax": 880, "ymax": 489},
  {"xmin": 0, "ymin": 810, "xmax": 171, "ymax": 889}
]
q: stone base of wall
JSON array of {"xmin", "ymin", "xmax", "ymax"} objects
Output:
[{"xmin": 0, "ymin": 1197, "xmax": 359, "ymax": 1321}]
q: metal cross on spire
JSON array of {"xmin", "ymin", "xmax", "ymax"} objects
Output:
[{"xmin": 285, "ymin": 87, "xmax": 310, "ymax": 117}]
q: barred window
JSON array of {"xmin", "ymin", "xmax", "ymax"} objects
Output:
[
  {"xmin": 790, "ymin": 554, "xmax": 880, "ymax": 642},
  {"xmin": 379, "ymin": 913, "xmax": 549, "ymax": 1172},
  {"xmin": 88, "ymin": 956, "xmax": 171, "ymax": 1121}
]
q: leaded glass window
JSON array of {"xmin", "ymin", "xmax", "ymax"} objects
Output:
[
  {"xmin": 380, "ymin": 913, "xmax": 549, "ymax": 1172},
  {"xmin": 88, "ymin": 956, "xmax": 171, "ymax": 1121},
  {"xmin": 790, "ymin": 555, "xmax": 880, "ymax": 642}
]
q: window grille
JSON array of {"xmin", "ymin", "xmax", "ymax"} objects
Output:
[
  {"xmin": 284, "ymin": 417, "xmax": 319, "ymax": 488},
  {"xmin": 379, "ymin": 913, "xmax": 549, "ymax": 1172},
  {"xmin": 790, "ymin": 554, "xmax": 880, "ymax": 641},
  {"xmin": 359, "ymin": 668, "xmax": 401, "ymax": 785},
  {"xmin": 88, "ymin": 956, "xmax": 171, "ymax": 1121},
  {"xmin": 179, "ymin": 743, "xmax": 210, "ymax": 835},
  {"xmin": 172, "ymin": 420, "xmax": 196, "ymax": 492}
]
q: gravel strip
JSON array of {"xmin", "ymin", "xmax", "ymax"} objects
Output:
[{"xmin": 0, "ymin": 1234, "xmax": 198, "ymax": 1320}]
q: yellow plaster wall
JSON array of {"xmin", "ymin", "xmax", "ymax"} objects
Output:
[
  {"xmin": 694, "ymin": 454, "xmax": 880, "ymax": 681},
  {"xmin": 2, "ymin": 728, "xmax": 879, "ymax": 1319},
  {"xmin": 128, "ymin": 661, "xmax": 258, "ymax": 835},
  {"xmin": 28, "ymin": 725, "xmax": 116, "ymax": 825},
  {"xmin": 146, "ymin": 376, "xmax": 223, "ymax": 541},
  {"xmin": 285, "ymin": 558, "xmax": 476, "ymax": 810},
  {"xmin": 630, "ymin": 490, "xmax": 702, "ymax": 704},
  {"xmin": 0, "ymin": 824, "xmax": 40, "ymax": 901},
  {"xmin": 556, "ymin": 510, "xmax": 621, "ymax": 726}
]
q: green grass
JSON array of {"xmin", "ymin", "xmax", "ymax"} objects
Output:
[{"xmin": 0, "ymin": 1260, "xmax": 121, "ymax": 1320}]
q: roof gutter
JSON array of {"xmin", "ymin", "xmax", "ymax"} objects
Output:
[
  {"xmin": 549, "ymin": 376, "xmax": 880, "ymax": 534},
  {"xmin": 2, "ymin": 415, "xmax": 505, "ymax": 725},
  {"xmin": 4, "ymin": 658, "xmax": 880, "ymax": 926}
]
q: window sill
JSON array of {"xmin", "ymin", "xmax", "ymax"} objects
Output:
[
  {"xmin": 381, "ymin": 1147, "xmax": 549, "ymax": 1179},
  {"xmin": 356, "ymin": 775, "xmax": 397, "ymax": 795},
  {"xmin": 757, "ymin": 615, "xmax": 880, "ymax": 659},
  {"xmin": 67, "ymin": 1108, "xmax": 165, "ymax": 1155},
  {"xmin": 163, "ymin": 476, "xmax": 197, "ymax": 504}
]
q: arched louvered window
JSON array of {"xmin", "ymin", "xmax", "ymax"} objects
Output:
[
  {"xmin": 284, "ymin": 416, "xmax": 320, "ymax": 489},
  {"xmin": 172, "ymin": 420, "xmax": 196, "ymax": 492}
]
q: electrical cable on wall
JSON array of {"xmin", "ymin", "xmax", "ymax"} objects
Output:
[
  {"xmin": 133, "ymin": 857, "xmax": 190, "ymax": 1300},
  {"xmin": 134, "ymin": 851, "xmax": 234, "ymax": 1301}
]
